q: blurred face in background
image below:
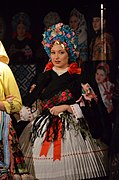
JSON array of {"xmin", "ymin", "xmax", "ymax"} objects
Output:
[
  {"xmin": 17, "ymin": 22, "xmax": 26, "ymax": 40},
  {"xmin": 95, "ymin": 68, "xmax": 107, "ymax": 84},
  {"xmin": 92, "ymin": 17, "xmax": 101, "ymax": 32},
  {"xmin": 69, "ymin": 15, "xmax": 79, "ymax": 31},
  {"xmin": 92, "ymin": 17, "xmax": 106, "ymax": 32}
]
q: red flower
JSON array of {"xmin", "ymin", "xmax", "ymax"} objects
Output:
[
  {"xmin": 68, "ymin": 62, "xmax": 81, "ymax": 74},
  {"xmin": 59, "ymin": 97, "xmax": 63, "ymax": 102},
  {"xmin": 69, "ymin": 93, "xmax": 72, "ymax": 97},
  {"xmin": 45, "ymin": 61, "xmax": 54, "ymax": 71},
  {"xmin": 61, "ymin": 92, "xmax": 66, "ymax": 96},
  {"xmin": 15, "ymin": 157, "xmax": 21, "ymax": 163},
  {"xmin": 63, "ymin": 96, "xmax": 67, "ymax": 101},
  {"xmin": 45, "ymin": 104, "xmax": 49, "ymax": 108}
]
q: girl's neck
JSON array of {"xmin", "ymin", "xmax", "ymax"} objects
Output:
[
  {"xmin": 17, "ymin": 36, "xmax": 25, "ymax": 41},
  {"xmin": 53, "ymin": 66, "xmax": 69, "ymax": 76}
]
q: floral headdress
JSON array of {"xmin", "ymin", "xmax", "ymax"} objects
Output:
[{"xmin": 42, "ymin": 23, "xmax": 79, "ymax": 62}]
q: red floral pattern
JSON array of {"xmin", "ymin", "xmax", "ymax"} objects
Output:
[
  {"xmin": 8, "ymin": 120, "xmax": 28, "ymax": 175},
  {"xmin": 41, "ymin": 89, "xmax": 73, "ymax": 110}
]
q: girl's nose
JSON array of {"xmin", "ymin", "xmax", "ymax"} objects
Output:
[{"xmin": 55, "ymin": 53, "xmax": 59, "ymax": 58}]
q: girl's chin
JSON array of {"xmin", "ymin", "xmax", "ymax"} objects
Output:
[{"xmin": 96, "ymin": 81, "xmax": 101, "ymax": 84}]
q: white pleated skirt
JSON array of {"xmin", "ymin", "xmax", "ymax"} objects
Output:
[{"xmin": 20, "ymin": 120, "xmax": 108, "ymax": 180}]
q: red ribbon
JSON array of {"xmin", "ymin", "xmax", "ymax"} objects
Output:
[{"xmin": 40, "ymin": 120, "xmax": 62, "ymax": 161}]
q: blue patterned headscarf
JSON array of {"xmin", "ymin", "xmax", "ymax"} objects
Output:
[{"xmin": 42, "ymin": 23, "xmax": 79, "ymax": 62}]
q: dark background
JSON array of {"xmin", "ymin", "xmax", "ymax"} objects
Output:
[
  {"xmin": 0, "ymin": 0, "xmax": 118, "ymax": 64},
  {"xmin": 1, "ymin": 0, "xmax": 118, "ymax": 35}
]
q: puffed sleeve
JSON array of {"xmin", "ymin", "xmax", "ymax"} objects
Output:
[
  {"xmin": 22, "ymin": 71, "xmax": 51, "ymax": 106},
  {"xmin": 1, "ymin": 63, "xmax": 22, "ymax": 114}
]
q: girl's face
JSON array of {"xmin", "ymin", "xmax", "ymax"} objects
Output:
[
  {"xmin": 92, "ymin": 17, "xmax": 101, "ymax": 32},
  {"xmin": 69, "ymin": 15, "xmax": 79, "ymax": 31},
  {"xmin": 50, "ymin": 44, "xmax": 69, "ymax": 70},
  {"xmin": 17, "ymin": 23, "xmax": 26, "ymax": 38},
  {"xmin": 95, "ymin": 68, "xmax": 107, "ymax": 83}
]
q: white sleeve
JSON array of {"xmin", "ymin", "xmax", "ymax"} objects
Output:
[{"xmin": 70, "ymin": 103, "xmax": 84, "ymax": 120}]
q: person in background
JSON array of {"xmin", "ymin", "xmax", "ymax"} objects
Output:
[
  {"xmin": 8, "ymin": 12, "xmax": 35, "ymax": 65},
  {"xmin": 69, "ymin": 8, "xmax": 88, "ymax": 69},
  {"xmin": 89, "ymin": 8, "xmax": 115, "ymax": 62},
  {"xmin": 19, "ymin": 23, "xmax": 109, "ymax": 180},
  {"xmin": 6, "ymin": 12, "xmax": 37, "ymax": 138},
  {"xmin": 85, "ymin": 5, "xmax": 116, "ymax": 87},
  {"xmin": 95, "ymin": 62, "xmax": 114, "ymax": 114},
  {"xmin": 95, "ymin": 62, "xmax": 114, "ymax": 140},
  {"xmin": 89, "ymin": 5, "xmax": 115, "ymax": 78},
  {"xmin": 0, "ymin": 41, "xmax": 34, "ymax": 180},
  {"xmin": 43, "ymin": 11, "xmax": 62, "ymax": 30},
  {"xmin": 109, "ymin": 67, "xmax": 119, "ymax": 180}
]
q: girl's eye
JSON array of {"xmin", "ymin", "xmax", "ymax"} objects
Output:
[{"xmin": 51, "ymin": 51, "xmax": 55, "ymax": 54}]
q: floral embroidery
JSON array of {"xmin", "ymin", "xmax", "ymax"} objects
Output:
[
  {"xmin": 41, "ymin": 89, "xmax": 73, "ymax": 110},
  {"xmin": 9, "ymin": 120, "xmax": 28, "ymax": 174}
]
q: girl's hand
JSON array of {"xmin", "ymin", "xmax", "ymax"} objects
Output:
[
  {"xmin": 50, "ymin": 105, "xmax": 72, "ymax": 116},
  {"xmin": 29, "ymin": 84, "xmax": 36, "ymax": 93}
]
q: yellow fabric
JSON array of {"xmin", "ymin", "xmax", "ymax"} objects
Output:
[
  {"xmin": 0, "ymin": 40, "xmax": 22, "ymax": 114},
  {"xmin": 0, "ymin": 41, "xmax": 9, "ymax": 64},
  {"xmin": 0, "ymin": 61, "xmax": 22, "ymax": 114}
]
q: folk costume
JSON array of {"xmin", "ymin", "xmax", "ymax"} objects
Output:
[
  {"xmin": 90, "ymin": 32, "xmax": 115, "ymax": 61},
  {"xmin": 96, "ymin": 62, "xmax": 114, "ymax": 114},
  {"xmin": 69, "ymin": 8, "xmax": 88, "ymax": 64},
  {"xmin": 0, "ymin": 41, "xmax": 33, "ymax": 180},
  {"xmin": 8, "ymin": 12, "xmax": 35, "ymax": 65},
  {"xmin": 20, "ymin": 23, "xmax": 109, "ymax": 180},
  {"xmin": 89, "ymin": 8, "xmax": 115, "ymax": 61}
]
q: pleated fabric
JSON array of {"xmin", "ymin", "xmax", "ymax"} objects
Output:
[{"xmin": 20, "ymin": 120, "xmax": 108, "ymax": 180}]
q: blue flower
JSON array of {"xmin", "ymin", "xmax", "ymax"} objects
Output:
[{"xmin": 42, "ymin": 23, "xmax": 79, "ymax": 62}]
